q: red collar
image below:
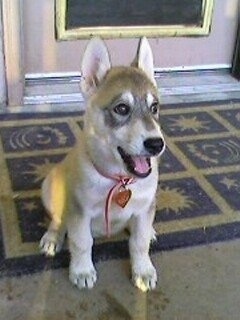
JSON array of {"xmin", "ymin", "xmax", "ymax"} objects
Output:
[{"xmin": 92, "ymin": 163, "xmax": 135, "ymax": 236}]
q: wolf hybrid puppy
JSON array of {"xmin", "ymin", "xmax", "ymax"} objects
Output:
[{"xmin": 40, "ymin": 37, "xmax": 165, "ymax": 292}]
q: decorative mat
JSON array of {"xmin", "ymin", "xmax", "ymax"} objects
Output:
[{"xmin": 0, "ymin": 103, "xmax": 240, "ymax": 277}]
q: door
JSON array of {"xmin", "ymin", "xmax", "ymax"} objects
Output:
[{"xmin": 2, "ymin": 0, "xmax": 239, "ymax": 106}]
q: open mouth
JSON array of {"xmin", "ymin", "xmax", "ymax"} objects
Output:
[{"xmin": 117, "ymin": 147, "xmax": 152, "ymax": 178}]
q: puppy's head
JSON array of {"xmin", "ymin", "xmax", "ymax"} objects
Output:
[{"xmin": 81, "ymin": 37, "xmax": 165, "ymax": 178}]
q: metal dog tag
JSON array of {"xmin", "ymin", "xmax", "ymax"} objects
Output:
[{"xmin": 114, "ymin": 187, "xmax": 132, "ymax": 208}]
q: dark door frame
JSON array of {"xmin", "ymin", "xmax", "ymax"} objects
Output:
[
  {"xmin": 232, "ymin": 24, "xmax": 240, "ymax": 80},
  {"xmin": 232, "ymin": 2, "xmax": 240, "ymax": 80}
]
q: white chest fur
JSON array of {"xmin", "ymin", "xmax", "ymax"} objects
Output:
[{"xmin": 73, "ymin": 160, "xmax": 159, "ymax": 238}]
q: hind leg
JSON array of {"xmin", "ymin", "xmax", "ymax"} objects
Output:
[
  {"xmin": 40, "ymin": 164, "xmax": 67, "ymax": 256},
  {"xmin": 40, "ymin": 220, "xmax": 66, "ymax": 256}
]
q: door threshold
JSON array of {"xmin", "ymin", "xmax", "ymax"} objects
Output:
[{"xmin": 23, "ymin": 68, "xmax": 240, "ymax": 107}]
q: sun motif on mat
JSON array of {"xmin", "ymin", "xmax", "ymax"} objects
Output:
[
  {"xmin": 186, "ymin": 143, "xmax": 219, "ymax": 164},
  {"xmin": 170, "ymin": 116, "xmax": 209, "ymax": 132},
  {"xmin": 220, "ymin": 176, "xmax": 240, "ymax": 193},
  {"xmin": 157, "ymin": 186, "xmax": 195, "ymax": 213},
  {"xmin": 24, "ymin": 159, "xmax": 55, "ymax": 183},
  {"xmin": 22, "ymin": 201, "xmax": 38, "ymax": 212}
]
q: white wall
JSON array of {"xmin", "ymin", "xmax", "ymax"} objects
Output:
[{"xmin": 23, "ymin": 0, "xmax": 238, "ymax": 74}]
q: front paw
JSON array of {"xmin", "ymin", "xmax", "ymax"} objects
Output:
[
  {"xmin": 132, "ymin": 261, "xmax": 157, "ymax": 292},
  {"xmin": 69, "ymin": 266, "xmax": 97, "ymax": 290}
]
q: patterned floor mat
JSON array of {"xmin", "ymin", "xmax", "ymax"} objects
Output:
[{"xmin": 0, "ymin": 103, "xmax": 240, "ymax": 277}]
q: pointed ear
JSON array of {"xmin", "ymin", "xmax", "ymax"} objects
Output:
[
  {"xmin": 132, "ymin": 37, "xmax": 156, "ymax": 85},
  {"xmin": 81, "ymin": 37, "xmax": 111, "ymax": 97}
]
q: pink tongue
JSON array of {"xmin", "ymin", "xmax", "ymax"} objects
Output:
[{"xmin": 132, "ymin": 156, "xmax": 149, "ymax": 174}]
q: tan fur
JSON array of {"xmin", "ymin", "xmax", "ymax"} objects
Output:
[{"xmin": 91, "ymin": 66, "xmax": 158, "ymax": 106}]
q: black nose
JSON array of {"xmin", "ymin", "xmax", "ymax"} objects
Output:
[{"xmin": 144, "ymin": 138, "xmax": 165, "ymax": 155}]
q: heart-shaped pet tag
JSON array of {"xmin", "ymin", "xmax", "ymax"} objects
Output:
[{"xmin": 114, "ymin": 188, "xmax": 132, "ymax": 208}]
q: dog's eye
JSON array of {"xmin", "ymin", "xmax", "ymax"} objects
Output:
[
  {"xmin": 150, "ymin": 102, "xmax": 159, "ymax": 115},
  {"xmin": 114, "ymin": 103, "xmax": 130, "ymax": 116}
]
